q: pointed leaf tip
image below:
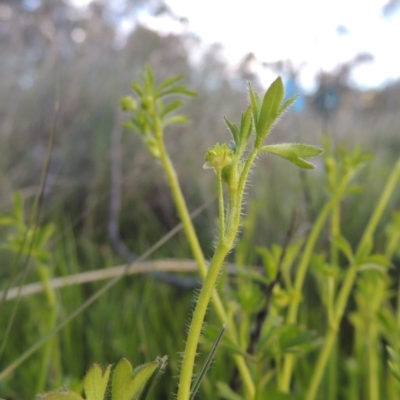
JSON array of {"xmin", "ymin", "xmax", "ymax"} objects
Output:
[
  {"xmin": 224, "ymin": 116, "xmax": 239, "ymax": 144},
  {"xmin": 112, "ymin": 358, "xmax": 162, "ymax": 400},
  {"xmin": 261, "ymin": 143, "xmax": 323, "ymax": 169},
  {"xmin": 84, "ymin": 364, "xmax": 111, "ymax": 400},
  {"xmin": 255, "ymin": 77, "xmax": 285, "ymax": 146}
]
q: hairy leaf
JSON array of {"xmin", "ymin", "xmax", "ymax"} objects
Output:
[
  {"xmin": 262, "ymin": 143, "xmax": 323, "ymax": 169},
  {"xmin": 239, "ymin": 106, "xmax": 253, "ymax": 149},
  {"xmin": 255, "ymin": 77, "xmax": 284, "ymax": 147},
  {"xmin": 84, "ymin": 364, "xmax": 111, "ymax": 400},
  {"xmin": 278, "ymin": 94, "xmax": 299, "ymax": 117},
  {"xmin": 224, "ymin": 117, "xmax": 239, "ymax": 145},
  {"xmin": 112, "ymin": 358, "xmax": 160, "ymax": 400}
]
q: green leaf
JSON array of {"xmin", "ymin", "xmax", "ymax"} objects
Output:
[
  {"xmin": 145, "ymin": 65, "xmax": 155, "ymax": 89},
  {"xmin": 281, "ymin": 238, "xmax": 305, "ymax": 274},
  {"xmin": 277, "ymin": 325, "xmax": 317, "ymax": 355},
  {"xmin": 38, "ymin": 391, "xmax": 84, "ymax": 400},
  {"xmin": 257, "ymin": 246, "xmax": 277, "ymax": 280},
  {"xmin": 156, "ymin": 74, "xmax": 184, "ymax": 93},
  {"xmin": 112, "ymin": 358, "xmax": 160, "ymax": 400},
  {"xmin": 84, "ymin": 364, "xmax": 111, "ymax": 400},
  {"xmin": 34, "ymin": 224, "xmax": 54, "ymax": 250},
  {"xmin": 248, "ymin": 82, "xmax": 259, "ymax": 126},
  {"xmin": 122, "ymin": 121, "xmax": 137, "ymax": 132},
  {"xmin": 224, "ymin": 117, "xmax": 239, "ymax": 145},
  {"xmin": 261, "ymin": 143, "xmax": 323, "ymax": 169},
  {"xmin": 255, "ymin": 77, "xmax": 284, "ymax": 147},
  {"xmin": 137, "ymin": 356, "xmax": 167, "ymax": 400},
  {"xmin": 131, "ymin": 80, "xmax": 143, "ymax": 96},
  {"xmin": 388, "ymin": 347, "xmax": 400, "ymax": 365},
  {"xmin": 163, "ymin": 115, "xmax": 189, "ymax": 126},
  {"xmin": 158, "ymin": 86, "xmax": 197, "ymax": 98},
  {"xmin": 278, "ymin": 94, "xmax": 299, "ymax": 117},
  {"xmin": 359, "ymin": 254, "xmax": 391, "ymax": 267},
  {"xmin": 387, "ymin": 346, "xmax": 400, "ymax": 382},
  {"xmin": 331, "ymin": 235, "xmax": 354, "ymax": 263},
  {"xmin": 261, "ymin": 387, "xmax": 293, "ymax": 400},
  {"xmin": 216, "ymin": 382, "xmax": 243, "ymax": 400},
  {"xmin": 239, "ymin": 106, "xmax": 253, "ymax": 148},
  {"xmin": 160, "ymin": 100, "xmax": 183, "ymax": 118}
]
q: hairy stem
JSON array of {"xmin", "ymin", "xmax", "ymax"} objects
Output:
[
  {"xmin": 177, "ymin": 150, "xmax": 259, "ymax": 400},
  {"xmin": 157, "ymin": 127, "xmax": 255, "ymax": 398}
]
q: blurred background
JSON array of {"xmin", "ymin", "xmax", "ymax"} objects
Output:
[
  {"xmin": 1, "ymin": 0, "xmax": 399, "ymax": 246},
  {"xmin": 0, "ymin": 0, "xmax": 400, "ymax": 398}
]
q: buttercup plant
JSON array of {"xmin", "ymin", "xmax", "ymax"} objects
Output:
[
  {"xmin": 37, "ymin": 357, "xmax": 168, "ymax": 400},
  {"xmin": 121, "ymin": 66, "xmax": 322, "ymax": 399},
  {"xmin": 4, "ymin": 66, "xmax": 398, "ymax": 399}
]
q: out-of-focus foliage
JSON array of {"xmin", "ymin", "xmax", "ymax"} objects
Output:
[
  {"xmin": 1, "ymin": 3, "xmax": 400, "ymax": 399},
  {"xmin": 0, "ymin": 0, "xmax": 399, "ymax": 248}
]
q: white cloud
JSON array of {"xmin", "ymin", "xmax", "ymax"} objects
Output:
[{"xmin": 166, "ymin": 0, "xmax": 399, "ymax": 89}]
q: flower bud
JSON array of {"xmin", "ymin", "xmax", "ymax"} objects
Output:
[
  {"xmin": 203, "ymin": 143, "xmax": 234, "ymax": 172},
  {"xmin": 120, "ymin": 96, "xmax": 137, "ymax": 112}
]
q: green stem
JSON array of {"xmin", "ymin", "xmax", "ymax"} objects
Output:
[
  {"xmin": 157, "ymin": 129, "xmax": 255, "ymax": 398},
  {"xmin": 217, "ymin": 171, "xmax": 226, "ymax": 237},
  {"xmin": 158, "ymin": 140, "xmax": 210, "ymax": 282},
  {"xmin": 327, "ymin": 188, "xmax": 340, "ymax": 400},
  {"xmin": 279, "ymin": 199, "xmax": 334, "ymax": 391},
  {"xmin": 35, "ymin": 264, "xmax": 59, "ymax": 393},
  {"xmin": 356, "ymin": 158, "xmax": 400, "ymax": 260},
  {"xmin": 368, "ymin": 319, "xmax": 379, "ymax": 400},
  {"xmin": 177, "ymin": 242, "xmax": 231, "ymax": 400},
  {"xmin": 305, "ymin": 157, "xmax": 400, "ymax": 400},
  {"xmin": 280, "ymin": 171, "xmax": 353, "ymax": 392},
  {"xmin": 177, "ymin": 150, "xmax": 258, "ymax": 400}
]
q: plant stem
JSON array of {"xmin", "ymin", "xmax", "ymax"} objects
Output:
[
  {"xmin": 328, "ymin": 185, "xmax": 340, "ymax": 400},
  {"xmin": 177, "ymin": 242, "xmax": 231, "ymax": 400},
  {"xmin": 217, "ymin": 172, "xmax": 226, "ymax": 237},
  {"xmin": 368, "ymin": 315, "xmax": 380, "ymax": 400},
  {"xmin": 280, "ymin": 172, "xmax": 353, "ymax": 392},
  {"xmin": 157, "ymin": 132, "xmax": 255, "ymax": 398},
  {"xmin": 305, "ymin": 157, "xmax": 400, "ymax": 400},
  {"xmin": 279, "ymin": 199, "xmax": 334, "ymax": 391},
  {"xmin": 35, "ymin": 264, "xmax": 59, "ymax": 393},
  {"xmin": 177, "ymin": 150, "xmax": 258, "ymax": 400},
  {"xmin": 356, "ymin": 158, "xmax": 400, "ymax": 260}
]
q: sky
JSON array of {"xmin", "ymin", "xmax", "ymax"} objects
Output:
[
  {"xmin": 164, "ymin": 0, "xmax": 400, "ymax": 91},
  {"xmin": 70, "ymin": 0, "xmax": 400, "ymax": 91}
]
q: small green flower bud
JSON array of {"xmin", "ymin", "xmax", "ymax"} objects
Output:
[
  {"xmin": 141, "ymin": 95, "xmax": 154, "ymax": 111},
  {"xmin": 120, "ymin": 96, "xmax": 137, "ymax": 112},
  {"xmin": 203, "ymin": 143, "xmax": 234, "ymax": 171}
]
